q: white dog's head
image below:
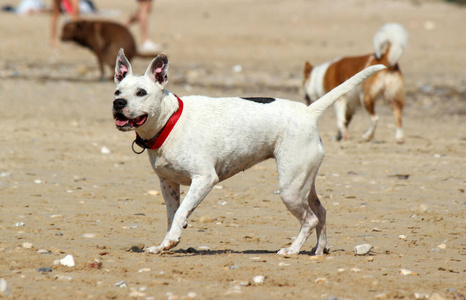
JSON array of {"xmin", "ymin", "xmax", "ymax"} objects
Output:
[{"xmin": 112, "ymin": 49, "xmax": 169, "ymax": 132}]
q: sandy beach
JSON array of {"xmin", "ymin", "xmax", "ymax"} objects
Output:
[{"xmin": 0, "ymin": 0, "xmax": 465, "ymax": 298}]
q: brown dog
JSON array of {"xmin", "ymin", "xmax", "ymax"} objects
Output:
[{"xmin": 61, "ymin": 20, "xmax": 159, "ymax": 80}]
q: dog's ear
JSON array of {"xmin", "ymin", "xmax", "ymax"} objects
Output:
[
  {"xmin": 145, "ymin": 54, "xmax": 169, "ymax": 87},
  {"xmin": 304, "ymin": 61, "xmax": 313, "ymax": 76},
  {"xmin": 114, "ymin": 48, "xmax": 133, "ymax": 84},
  {"xmin": 303, "ymin": 61, "xmax": 313, "ymax": 83}
]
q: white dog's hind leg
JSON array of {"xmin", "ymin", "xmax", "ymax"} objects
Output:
[
  {"xmin": 147, "ymin": 172, "xmax": 219, "ymax": 254},
  {"xmin": 277, "ymin": 206, "xmax": 318, "ymax": 256},
  {"xmin": 276, "ymin": 154, "xmax": 322, "ymax": 255},
  {"xmin": 308, "ymin": 185, "xmax": 327, "ymax": 255}
]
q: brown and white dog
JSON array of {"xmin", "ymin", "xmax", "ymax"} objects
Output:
[{"xmin": 303, "ymin": 23, "xmax": 408, "ymax": 143}]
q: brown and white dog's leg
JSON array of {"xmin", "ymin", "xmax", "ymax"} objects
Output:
[
  {"xmin": 362, "ymin": 94, "xmax": 379, "ymax": 141},
  {"xmin": 393, "ymin": 92, "xmax": 405, "ymax": 144},
  {"xmin": 333, "ymin": 97, "xmax": 350, "ymax": 141}
]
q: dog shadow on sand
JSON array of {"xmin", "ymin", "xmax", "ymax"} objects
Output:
[{"xmin": 129, "ymin": 247, "xmax": 331, "ymax": 257}]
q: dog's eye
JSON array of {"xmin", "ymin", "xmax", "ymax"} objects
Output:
[
  {"xmin": 114, "ymin": 90, "xmax": 121, "ymax": 96},
  {"xmin": 136, "ymin": 89, "xmax": 147, "ymax": 97}
]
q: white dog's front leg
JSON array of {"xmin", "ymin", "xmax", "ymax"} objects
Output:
[
  {"xmin": 147, "ymin": 174, "xmax": 218, "ymax": 254},
  {"xmin": 159, "ymin": 178, "xmax": 180, "ymax": 231}
]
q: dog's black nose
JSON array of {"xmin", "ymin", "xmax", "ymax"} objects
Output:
[{"xmin": 113, "ymin": 98, "xmax": 127, "ymax": 110}]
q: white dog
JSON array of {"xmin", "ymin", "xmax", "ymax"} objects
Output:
[{"xmin": 112, "ymin": 49, "xmax": 384, "ymax": 255}]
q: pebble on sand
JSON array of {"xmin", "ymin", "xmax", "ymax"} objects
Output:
[
  {"xmin": 122, "ymin": 244, "xmax": 145, "ymax": 252},
  {"xmin": 100, "ymin": 146, "xmax": 111, "ymax": 154},
  {"xmin": 315, "ymin": 277, "xmax": 328, "ymax": 284},
  {"xmin": 138, "ymin": 268, "xmax": 151, "ymax": 273},
  {"xmin": 37, "ymin": 267, "xmax": 53, "ymax": 273},
  {"xmin": 37, "ymin": 249, "xmax": 51, "ymax": 254},
  {"xmin": 85, "ymin": 259, "xmax": 102, "ymax": 269},
  {"xmin": 437, "ymin": 243, "xmax": 446, "ymax": 249},
  {"xmin": 354, "ymin": 244, "xmax": 372, "ymax": 255},
  {"xmin": 400, "ymin": 268, "xmax": 418, "ymax": 276},
  {"xmin": 114, "ymin": 280, "xmax": 127, "ymax": 288},
  {"xmin": 252, "ymin": 275, "xmax": 265, "ymax": 285},
  {"xmin": 0, "ymin": 279, "xmax": 11, "ymax": 297},
  {"xmin": 129, "ymin": 290, "xmax": 145, "ymax": 298},
  {"xmin": 59, "ymin": 255, "xmax": 75, "ymax": 267},
  {"xmin": 22, "ymin": 242, "xmax": 33, "ymax": 249},
  {"xmin": 147, "ymin": 190, "xmax": 160, "ymax": 196}
]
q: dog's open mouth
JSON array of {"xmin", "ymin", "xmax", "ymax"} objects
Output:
[{"xmin": 114, "ymin": 113, "xmax": 148, "ymax": 130}]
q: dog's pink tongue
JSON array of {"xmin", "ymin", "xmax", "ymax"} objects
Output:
[
  {"xmin": 115, "ymin": 119, "xmax": 129, "ymax": 127},
  {"xmin": 133, "ymin": 115, "xmax": 147, "ymax": 126}
]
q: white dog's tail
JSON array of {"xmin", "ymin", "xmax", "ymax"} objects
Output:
[
  {"xmin": 373, "ymin": 23, "xmax": 408, "ymax": 67},
  {"xmin": 309, "ymin": 65, "xmax": 386, "ymax": 122}
]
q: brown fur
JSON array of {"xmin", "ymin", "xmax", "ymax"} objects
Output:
[
  {"xmin": 323, "ymin": 54, "xmax": 372, "ymax": 91},
  {"xmin": 303, "ymin": 61, "xmax": 314, "ymax": 104},
  {"xmin": 303, "ymin": 61, "xmax": 313, "ymax": 84},
  {"xmin": 61, "ymin": 20, "xmax": 159, "ymax": 80},
  {"xmin": 323, "ymin": 45, "xmax": 394, "ymax": 91}
]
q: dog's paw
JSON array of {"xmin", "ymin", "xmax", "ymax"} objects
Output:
[
  {"xmin": 163, "ymin": 239, "xmax": 180, "ymax": 250},
  {"xmin": 395, "ymin": 129, "xmax": 405, "ymax": 144},
  {"xmin": 311, "ymin": 246, "xmax": 330, "ymax": 256},
  {"xmin": 362, "ymin": 131, "xmax": 374, "ymax": 141},
  {"xmin": 277, "ymin": 247, "xmax": 299, "ymax": 256},
  {"xmin": 146, "ymin": 246, "xmax": 163, "ymax": 254},
  {"xmin": 146, "ymin": 239, "xmax": 180, "ymax": 254}
]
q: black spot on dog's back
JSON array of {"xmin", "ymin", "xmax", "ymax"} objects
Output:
[{"xmin": 241, "ymin": 97, "xmax": 276, "ymax": 104}]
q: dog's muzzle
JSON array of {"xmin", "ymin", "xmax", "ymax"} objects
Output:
[
  {"xmin": 113, "ymin": 98, "xmax": 127, "ymax": 111},
  {"xmin": 113, "ymin": 98, "xmax": 147, "ymax": 131}
]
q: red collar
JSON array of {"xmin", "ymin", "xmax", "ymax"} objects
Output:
[{"xmin": 132, "ymin": 95, "xmax": 183, "ymax": 153}]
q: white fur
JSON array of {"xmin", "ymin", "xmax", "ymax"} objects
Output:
[
  {"xmin": 373, "ymin": 23, "xmax": 408, "ymax": 66},
  {"xmin": 113, "ymin": 49, "xmax": 384, "ymax": 255}
]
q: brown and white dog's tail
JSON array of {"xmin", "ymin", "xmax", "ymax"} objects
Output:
[
  {"xmin": 373, "ymin": 23, "xmax": 408, "ymax": 67},
  {"xmin": 309, "ymin": 65, "xmax": 386, "ymax": 122}
]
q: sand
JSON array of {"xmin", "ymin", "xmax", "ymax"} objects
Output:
[{"xmin": 0, "ymin": 0, "xmax": 465, "ymax": 299}]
